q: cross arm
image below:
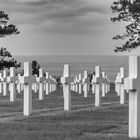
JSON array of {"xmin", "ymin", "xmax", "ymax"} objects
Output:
[
  {"xmin": 92, "ymin": 76, "xmax": 103, "ymax": 84},
  {"xmin": 19, "ymin": 76, "xmax": 36, "ymax": 85},
  {"xmin": 124, "ymin": 77, "xmax": 140, "ymax": 90},
  {"xmin": 61, "ymin": 77, "xmax": 73, "ymax": 84}
]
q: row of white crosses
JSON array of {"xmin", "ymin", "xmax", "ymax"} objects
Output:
[
  {"xmin": 0, "ymin": 69, "xmax": 22, "ymax": 97},
  {"xmin": 0, "ymin": 62, "xmax": 57, "ymax": 116},
  {"xmin": 34, "ymin": 70, "xmax": 56, "ymax": 97},
  {"xmin": 71, "ymin": 72, "xmax": 90, "ymax": 96},
  {"xmin": 61, "ymin": 64, "xmax": 111, "ymax": 111},
  {"xmin": 84, "ymin": 68, "xmax": 110, "ymax": 99},
  {"xmin": 115, "ymin": 67, "xmax": 126, "ymax": 104},
  {"xmin": 71, "ymin": 68, "xmax": 110, "ymax": 99},
  {"xmin": 61, "ymin": 56, "xmax": 140, "ymax": 138},
  {"xmin": 21, "ymin": 63, "xmax": 57, "ymax": 116},
  {"xmin": 5, "ymin": 56, "xmax": 140, "ymax": 138},
  {"xmin": 0, "ymin": 68, "xmax": 56, "ymax": 101}
]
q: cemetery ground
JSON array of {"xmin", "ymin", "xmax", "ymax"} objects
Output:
[{"xmin": 0, "ymin": 84, "xmax": 137, "ymax": 140}]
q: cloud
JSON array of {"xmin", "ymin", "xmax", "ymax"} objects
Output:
[
  {"xmin": 13, "ymin": 0, "xmax": 50, "ymax": 6},
  {"xmin": 0, "ymin": 0, "xmax": 114, "ymax": 35},
  {"xmin": 1, "ymin": 0, "xmax": 121, "ymax": 56}
]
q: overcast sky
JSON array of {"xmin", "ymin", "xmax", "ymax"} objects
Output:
[{"xmin": 0, "ymin": 0, "xmax": 140, "ymax": 56}]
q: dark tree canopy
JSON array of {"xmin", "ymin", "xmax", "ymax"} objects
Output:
[
  {"xmin": 32, "ymin": 60, "xmax": 40, "ymax": 76},
  {"xmin": 0, "ymin": 11, "xmax": 20, "ymax": 70},
  {"xmin": 0, "ymin": 47, "xmax": 21, "ymax": 70},
  {"xmin": 0, "ymin": 11, "xmax": 19, "ymax": 37},
  {"xmin": 111, "ymin": 0, "xmax": 140, "ymax": 52}
]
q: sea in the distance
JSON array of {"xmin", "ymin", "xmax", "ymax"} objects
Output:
[{"xmin": 14, "ymin": 55, "xmax": 128, "ymax": 82}]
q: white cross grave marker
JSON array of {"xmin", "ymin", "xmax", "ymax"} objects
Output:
[
  {"xmin": 45, "ymin": 72, "xmax": 50, "ymax": 95},
  {"xmin": 106, "ymin": 75, "xmax": 110, "ymax": 93},
  {"xmin": 78, "ymin": 74, "xmax": 82, "ymax": 94},
  {"xmin": 19, "ymin": 62, "xmax": 36, "ymax": 116},
  {"xmin": 7, "ymin": 67, "xmax": 17, "ymax": 102},
  {"xmin": 49, "ymin": 75, "xmax": 52, "ymax": 92},
  {"xmin": 0, "ymin": 73, "xmax": 2, "ymax": 94},
  {"xmin": 2, "ymin": 69, "xmax": 8, "ymax": 96},
  {"xmin": 61, "ymin": 64, "xmax": 73, "ymax": 111},
  {"xmin": 17, "ymin": 74, "xmax": 21, "ymax": 93},
  {"xmin": 118, "ymin": 67, "xmax": 126, "ymax": 104},
  {"xmin": 124, "ymin": 56, "xmax": 140, "ymax": 138},
  {"xmin": 115, "ymin": 73, "xmax": 121, "ymax": 96},
  {"xmin": 36, "ymin": 68, "xmax": 46, "ymax": 100},
  {"xmin": 91, "ymin": 74, "xmax": 96, "ymax": 94},
  {"xmin": 82, "ymin": 71, "xmax": 90, "ymax": 98},
  {"xmin": 102, "ymin": 72, "xmax": 107, "ymax": 97},
  {"xmin": 93, "ymin": 66, "xmax": 103, "ymax": 107},
  {"xmin": 75, "ymin": 76, "xmax": 79, "ymax": 93}
]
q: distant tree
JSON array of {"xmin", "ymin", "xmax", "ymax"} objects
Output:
[
  {"xmin": 111, "ymin": 0, "xmax": 140, "ymax": 52},
  {"xmin": 32, "ymin": 60, "xmax": 40, "ymax": 76},
  {"xmin": 0, "ymin": 11, "xmax": 20, "ymax": 70},
  {"xmin": 88, "ymin": 73, "xmax": 93, "ymax": 83},
  {"xmin": 51, "ymin": 75, "xmax": 60, "ymax": 88},
  {"xmin": 56, "ymin": 76, "xmax": 61, "ymax": 87}
]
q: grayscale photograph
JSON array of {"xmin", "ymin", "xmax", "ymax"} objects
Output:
[{"xmin": 0, "ymin": 0, "xmax": 140, "ymax": 139}]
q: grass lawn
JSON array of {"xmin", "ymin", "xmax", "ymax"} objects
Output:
[{"xmin": 0, "ymin": 84, "xmax": 138, "ymax": 140}]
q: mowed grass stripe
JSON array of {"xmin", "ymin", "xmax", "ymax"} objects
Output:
[{"xmin": 0, "ymin": 86, "xmax": 132, "ymax": 140}]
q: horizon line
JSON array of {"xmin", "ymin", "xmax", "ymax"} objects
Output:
[{"xmin": 13, "ymin": 54, "xmax": 128, "ymax": 57}]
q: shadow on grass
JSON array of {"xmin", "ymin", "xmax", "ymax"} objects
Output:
[{"xmin": 0, "ymin": 86, "xmax": 133, "ymax": 140}]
